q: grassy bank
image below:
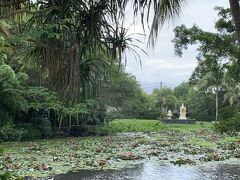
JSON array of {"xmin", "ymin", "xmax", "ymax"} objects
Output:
[
  {"xmin": 104, "ymin": 119, "xmax": 165, "ymax": 133},
  {"xmin": 104, "ymin": 119, "xmax": 212, "ymax": 133}
]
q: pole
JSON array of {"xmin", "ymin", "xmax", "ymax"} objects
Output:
[
  {"xmin": 215, "ymin": 86, "xmax": 219, "ymax": 122},
  {"xmin": 160, "ymin": 81, "xmax": 162, "ymax": 89}
]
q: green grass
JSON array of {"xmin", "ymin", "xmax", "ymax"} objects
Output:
[
  {"xmin": 0, "ymin": 146, "xmax": 4, "ymax": 155},
  {"xmin": 221, "ymin": 136, "xmax": 240, "ymax": 143},
  {"xmin": 106, "ymin": 119, "xmax": 165, "ymax": 132},
  {"xmin": 189, "ymin": 137, "xmax": 216, "ymax": 148},
  {"xmin": 166, "ymin": 121, "xmax": 213, "ymax": 133},
  {"xmin": 105, "ymin": 119, "xmax": 213, "ymax": 133}
]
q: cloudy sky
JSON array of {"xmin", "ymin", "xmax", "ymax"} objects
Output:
[{"xmin": 124, "ymin": 0, "xmax": 229, "ymax": 93}]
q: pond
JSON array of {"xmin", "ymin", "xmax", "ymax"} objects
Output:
[
  {"xmin": 3, "ymin": 130, "xmax": 240, "ymax": 179},
  {"xmin": 55, "ymin": 161, "xmax": 240, "ymax": 180}
]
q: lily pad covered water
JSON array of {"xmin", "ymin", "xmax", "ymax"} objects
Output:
[{"xmin": 1, "ymin": 122, "xmax": 240, "ymax": 179}]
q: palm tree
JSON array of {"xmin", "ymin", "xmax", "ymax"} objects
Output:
[
  {"xmin": 195, "ymin": 72, "xmax": 221, "ymax": 122},
  {"xmin": 151, "ymin": 87, "xmax": 178, "ymax": 116},
  {"xmin": 224, "ymin": 83, "xmax": 240, "ymax": 105},
  {"xmin": 1, "ymin": 0, "xmax": 240, "ymax": 44},
  {"xmin": 193, "ymin": 57, "xmax": 224, "ymax": 122},
  {"xmin": 0, "ymin": 0, "xmax": 186, "ymax": 42},
  {"xmin": 0, "ymin": 0, "xmax": 187, "ymax": 104}
]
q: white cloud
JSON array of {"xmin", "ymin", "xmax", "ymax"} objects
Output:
[{"xmin": 144, "ymin": 59, "xmax": 196, "ymax": 70}]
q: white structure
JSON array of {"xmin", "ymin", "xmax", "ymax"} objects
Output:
[
  {"xmin": 166, "ymin": 109, "xmax": 173, "ymax": 119},
  {"xmin": 179, "ymin": 104, "xmax": 187, "ymax": 120}
]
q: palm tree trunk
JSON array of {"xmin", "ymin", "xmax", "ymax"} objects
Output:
[
  {"xmin": 69, "ymin": 115, "xmax": 72, "ymax": 132},
  {"xmin": 215, "ymin": 86, "xmax": 219, "ymax": 121},
  {"xmin": 58, "ymin": 116, "xmax": 62, "ymax": 131},
  {"xmin": 229, "ymin": 0, "xmax": 240, "ymax": 44},
  {"xmin": 77, "ymin": 114, "xmax": 79, "ymax": 126}
]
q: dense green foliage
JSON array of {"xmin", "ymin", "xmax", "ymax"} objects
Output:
[
  {"xmin": 0, "ymin": 1, "xmax": 148, "ymax": 140},
  {"xmin": 99, "ymin": 66, "xmax": 150, "ymax": 119},
  {"xmin": 141, "ymin": 83, "xmax": 216, "ymax": 121},
  {"xmin": 0, "ymin": 3, "xmax": 239, "ymax": 142},
  {"xmin": 185, "ymin": 88, "xmax": 215, "ymax": 121},
  {"xmin": 215, "ymin": 113, "xmax": 240, "ymax": 134}
]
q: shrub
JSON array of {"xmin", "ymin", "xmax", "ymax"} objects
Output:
[
  {"xmin": 215, "ymin": 112, "xmax": 240, "ymax": 134},
  {"xmin": 0, "ymin": 172, "xmax": 11, "ymax": 180},
  {"xmin": 138, "ymin": 110, "xmax": 161, "ymax": 119},
  {"xmin": 70, "ymin": 125, "xmax": 92, "ymax": 136},
  {"xmin": 19, "ymin": 118, "xmax": 53, "ymax": 139},
  {"xmin": 0, "ymin": 147, "xmax": 4, "ymax": 155},
  {"xmin": 95, "ymin": 125, "xmax": 109, "ymax": 136},
  {"xmin": 0, "ymin": 124, "xmax": 25, "ymax": 142},
  {"xmin": 0, "ymin": 110, "xmax": 13, "ymax": 126},
  {"xmin": 19, "ymin": 123, "xmax": 42, "ymax": 140},
  {"xmin": 38, "ymin": 117, "xmax": 53, "ymax": 138},
  {"xmin": 106, "ymin": 107, "xmax": 123, "ymax": 121},
  {"xmin": 218, "ymin": 105, "xmax": 239, "ymax": 120},
  {"xmin": 187, "ymin": 109, "xmax": 214, "ymax": 121}
]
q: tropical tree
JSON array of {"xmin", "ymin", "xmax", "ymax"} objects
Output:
[
  {"xmin": 0, "ymin": 0, "xmax": 186, "ymax": 104},
  {"xmin": 174, "ymin": 81, "xmax": 190, "ymax": 103},
  {"xmin": 190, "ymin": 56, "xmax": 225, "ymax": 121},
  {"xmin": 185, "ymin": 87, "xmax": 215, "ymax": 121},
  {"xmin": 151, "ymin": 87, "xmax": 178, "ymax": 115},
  {"xmin": 2, "ymin": 0, "xmax": 240, "ymax": 44},
  {"xmin": 0, "ymin": 0, "xmax": 186, "ymax": 39},
  {"xmin": 172, "ymin": 7, "xmax": 240, "ymax": 121},
  {"xmin": 0, "ymin": 60, "xmax": 28, "ymax": 119},
  {"xmin": 224, "ymin": 83, "xmax": 240, "ymax": 105},
  {"xmin": 99, "ymin": 64, "xmax": 149, "ymax": 118}
]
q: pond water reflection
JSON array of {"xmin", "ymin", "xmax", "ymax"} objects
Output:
[{"xmin": 54, "ymin": 161, "xmax": 240, "ymax": 180}]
